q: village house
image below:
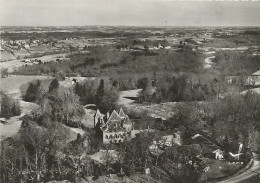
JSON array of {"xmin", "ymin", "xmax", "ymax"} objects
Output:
[
  {"xmin": 149, "ymin": 128, "xmax": 184, "ymax": 156},
  {"xmin": 94, "ymin": 108, "xmax": 133, "ymax": 144}
]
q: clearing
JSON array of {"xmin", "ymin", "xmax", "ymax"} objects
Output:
[
  {"xmin": 0, "ymin": 75, "xmax": 50, "ymax": 99},
  {"xmin": 118, "ymin": 89, "xmax": 179, "ymax": 119},
  {"xmin": 0, "ymin": 116, "xmax": 22, "ymax": 139}
]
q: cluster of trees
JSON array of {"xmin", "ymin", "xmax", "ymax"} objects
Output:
[
  {"xmin": 155, "ymin": 144, "xmax": 205, "ymax": 183},
  {"xmin": 0, "ymin": 78, "xmax": 106, "ymax": 182},
  {"xmin": 75, "ymin": 79, "xmax": 119, "ymax": 113},
  {"xmin": 0, "ymin": 121, "xmax": 204, "ymax": 183},
  {"xmin": 22, "ymin": 78, "xmax": 85, "ymax": 127},
  {"xmin": 13, "ymin": 40, "xmax": 202, "ymax": 78},
  {"xmin": 171, "ymin": 91, "xmax": 260, "ymax": 153},
  {"xmin": 0, "ymin": 92, "xmax": 21, "ymax": 119},
  {"xmin": 138, "ymin": 73, "xmax": 223, "ymax": 104},
  {"xmin": 0, "ymin": 116, "xmax": 107, "ymax": 182},
  {"xmin": 97, "ymin": 132, "xmax": 205, "ymax": 183},
  {"xmin": 213, "ymin": 50, "xmax": 260, "ymax": 76}
]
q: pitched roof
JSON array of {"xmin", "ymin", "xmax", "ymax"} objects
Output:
[
  {"xmin": 118, "ymin": 108, "xmax": 126, "ymax": 118},
  {"xmin": 106, "ymin": 110, "xmax": 121, "ymax": 125},
  {"xmin": 252, "ymin": 70, "xmax": 260, "ymax": 76},
  {"xmin": 94, "ymin": 109, "xmax": 102, "ymax": 118},
  {"xmin": 123, "ymin": 114, "xmax": 132, "ymax": 125}
]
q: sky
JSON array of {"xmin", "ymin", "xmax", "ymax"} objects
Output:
[{"xmin": 0, "ymin": 0, "xmax": 260, "ymax": 27}]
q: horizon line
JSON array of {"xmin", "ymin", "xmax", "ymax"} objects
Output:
[{"xmin": 1, "ymin": 25, "xmax": 260, "ymax": 28}]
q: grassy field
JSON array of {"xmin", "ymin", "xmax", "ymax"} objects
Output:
[
  {"xmin": 0, "ymin": 100, "xmax": 39, "ymax": 139},
  {"xmin": 118, "ymin": 89, "xmax": 180, "ymax": 119},
  {"xmin": 0, "ymin": 116, "xmax": 22, "ymax": 139},
  {"xmin": 0, "ymin": 75, "xmax": 50, "ymax": 99},
  {"xmin": 81, "ymin": 107, "xmax": 96, "ymax": 128},
  {"xmin": 118, "ymin": 89, "xmax": 142, "ymax": 106}
]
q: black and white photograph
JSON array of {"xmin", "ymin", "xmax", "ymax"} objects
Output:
[{"xmin": 0, "ymin": 0, "xmax": 260, "ymax": 182}]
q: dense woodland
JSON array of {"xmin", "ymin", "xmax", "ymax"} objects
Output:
[{"xmin": 213, "ymin": 50, "xmax": 260, "ymax": 76}]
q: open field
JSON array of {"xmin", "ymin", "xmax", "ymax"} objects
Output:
[
  {"xmin": 118, "ymin": 89, "xmax": 142, "ymax": 106},
  {"xmin": 81, "ymin": 106, "xmax": 96, "ymax": 128},
  {"xmin": 0, "ymin": 100, "xmax": 39, "ymax": 139},
  {"xmin": 0, "ymin": 116, "xmax": 22, "ymax": 139},
  {"xmin": 119, "ymin": 89, "xmax": 180, "ymax": 119},
  {"xmin": 126, "ymin": 102, "xmax": 179, "ymax": 120},
  {"xmin": 0, "ymin": 53, "xmax": 68, "ymax": 72},
  {"xmin": 0, "ymin": 75, "xmax": 50, "ymax": 98}
]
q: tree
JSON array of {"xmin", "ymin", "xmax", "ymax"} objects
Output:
[
  {"xmin": 0, "ymin": 93, "xmax": 13, "ymax": 119},
  {"xmin": 137, "ymin": 77, "xmax": 150, "ymax": 89},
  {"xmin": 152, "ymin": 71, "xmax": 158, "ymax": 87},
  {"xmin": 96, "ymin": 79, "xmax": 105, "ymax": 100},
  {"xmin": 119, "ymin": 132, "xmax": 153, "ymax": 174},
  {"xmin": 96, "ymin": 79, "xmax": 105, "ymax": 110},
  {"xmin": 49, "ymin": 78, "xmax": 59, "ymax": 93},
  {"xmin": 19, "ymin": 120, "xmax": 49, "ymax": 182},
  {"xmin": 12, "ymin": 100, "xmax": 21, "ymax": 116},
  {"xmin": 0, "ymin": 92, "xmax": 21, "ymax": 119},
  {"xmin": 156, "ymin": 144, "xmax": 205, "ymax": 183},
  {"xmin": 55, "ymin": 70, "xmax": 66, "ymax": 81},
  {"xmin": 24, "ymin": 80, "xmax": 41, "ymax": 102},
  {"xmin": 1, "ymin": 68, "xmax": 8, "ymax": 78},
  {"xmin": 210, "ymin": 91, "xmax": 260, "ymax": 153},
  {"xmin": 96, "ymin": 79, "xmax": 119, "ymax": 113}
]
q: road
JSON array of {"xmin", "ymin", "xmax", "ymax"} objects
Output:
[{"xmin": 219, "ymin": 156, "xmax": 260, "ymax": 183}]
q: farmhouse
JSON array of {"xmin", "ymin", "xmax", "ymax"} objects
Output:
[{"xmin": 94, "ymin": 108, "xmax": 133, "ymax": 144}]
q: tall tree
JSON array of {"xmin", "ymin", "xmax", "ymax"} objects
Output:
[
  {"xmin": 0, "ymin": 93, "xmax": 14, "ymax": 119},
  {"xmin": 96, "ymin": 79, "xmax": 105, "ymax": 112},
  {"xmin": 49, "ymin": 78, "xmax": 59, "ymax": 93}
]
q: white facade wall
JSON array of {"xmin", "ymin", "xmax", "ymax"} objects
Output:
[{"xmin": 103, "ymin": 132, "xmax": 126, "ymax": 144}]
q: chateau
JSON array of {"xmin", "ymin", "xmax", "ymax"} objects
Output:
[{"xmin": 94, "ymin": 108, "xmax": 133, "ymax": 144}]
